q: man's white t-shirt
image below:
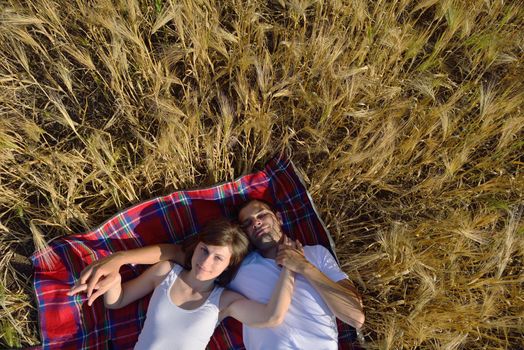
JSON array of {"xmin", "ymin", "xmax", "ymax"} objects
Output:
[{"xmin": 228, "ymin": 245, "xmax": 348, "ymax": 350}]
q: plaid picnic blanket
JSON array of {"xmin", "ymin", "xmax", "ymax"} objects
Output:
[{"xmin": 31, "ymin": 155, "xmax": 360, "ymax": 349}]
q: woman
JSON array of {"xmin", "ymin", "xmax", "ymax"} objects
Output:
[{"xmin": 69, "ymin": 218, "xmax": 295, "ymax": 349}]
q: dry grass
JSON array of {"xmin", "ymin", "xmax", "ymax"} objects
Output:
[{"xmin": 1, "ymin": 0, "xmax": 523, "ymax": 348}]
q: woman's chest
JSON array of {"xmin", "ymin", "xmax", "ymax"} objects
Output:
[{"xmin": 169, "ymin": 278, "xmax": 213, "ymax": 310}]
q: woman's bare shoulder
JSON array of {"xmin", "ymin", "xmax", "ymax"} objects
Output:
[{"xmin": 148, "ymin": 261, "xmax": 176, "ymax": 285}]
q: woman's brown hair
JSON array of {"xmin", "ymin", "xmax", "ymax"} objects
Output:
[{"xmin": 182, "ymin": 217, "xmax": 250, "ymax": 286}]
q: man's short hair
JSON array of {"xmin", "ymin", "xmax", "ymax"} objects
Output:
[{"xmin": 235, "ymin": 198, "xmax": 277, "ymax": 217}]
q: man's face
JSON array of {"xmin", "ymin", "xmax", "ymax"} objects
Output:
[{"xmin": 238, "ymin": 200, "xmax": 283, "ymax": 251}]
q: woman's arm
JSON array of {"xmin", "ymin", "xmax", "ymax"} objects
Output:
[
  {"xmin": 69, "ymin": 261, "xmax": 174, "ymax": 308},
  {"xmin": 220, "ymin": 267, "xmax": 295, "ymax": 327},
  {"xmin": 69, "ymin": 244, "xmax": 184, "ymax": 305},
  {"xmin": 219, "ymin": 237, "xmax": 296, "ymax": 327}
]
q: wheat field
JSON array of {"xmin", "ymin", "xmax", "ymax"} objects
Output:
[{"xmin": 1, "ymin": 0, "xmax": 523, "ymax": 348}]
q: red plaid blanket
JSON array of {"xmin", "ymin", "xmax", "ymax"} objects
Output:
[{"xmin": 31, "ymin": 156, "xmax": 360, "ymax": 349}]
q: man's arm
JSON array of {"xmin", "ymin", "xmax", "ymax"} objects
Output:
[
  {"xmin": 276, "ymin": 242, "xmax": 365, "ymax": 329},
  {"xmin": 300, "ymin": 265, "xmax": 364, "ymax": 329},
  {"xmin": 68, "ymin": 243, "xmax": 184, "ymax": 305}
]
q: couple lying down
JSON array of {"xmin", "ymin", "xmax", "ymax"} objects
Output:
[{"xmin": 69, "ymin": 199, "xmax": 365, "ymax": 350}]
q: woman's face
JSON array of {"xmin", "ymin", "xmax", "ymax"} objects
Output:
[{"xmin": 191, "ymin": 242, "xmax": 232, "ymax": 281}]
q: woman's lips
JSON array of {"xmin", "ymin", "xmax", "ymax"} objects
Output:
[{"xmin": 196, "ymin": 264, "xmax": 208, "ymax": 273}]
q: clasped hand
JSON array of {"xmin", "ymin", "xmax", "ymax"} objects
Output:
[{"xmin": 276, "ymin": 236, "xmax": 309, "ymax": 273}]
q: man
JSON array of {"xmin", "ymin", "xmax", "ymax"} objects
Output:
[{"xmin": 70, "ymin": 200, "xmax": 364, "ymax": 349}]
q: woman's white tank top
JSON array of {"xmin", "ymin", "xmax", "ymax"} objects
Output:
[{"xmin": 134, "ymin": 263, "xmax": 224, "ymax": 350}]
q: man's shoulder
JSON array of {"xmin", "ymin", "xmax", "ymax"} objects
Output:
[
  {"xmin": 236, "ymin": 251, "xmax": 280, "ymax": 276},
  {"xmin": 228, "ymin": 252, "xmax": 267, "ymax": 289},
  {"xmin": 303, "ymin": 244, "xmax": 328, "ymax": 251},
  {"xmin": 303, "ymin": 244, "xmax": 332, "ymax": 260},
  {"xmin": 236, "ymin": 251, "xmax": 263, "ymax": 270}
]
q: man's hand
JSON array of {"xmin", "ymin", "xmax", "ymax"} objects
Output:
[
  {"xmin": 276, "ymin": 237, "xmax": 310, "ymax": 273},
  {"xmin": 68, "ymin": 252, "xmax": 124, "ymax": 303}
]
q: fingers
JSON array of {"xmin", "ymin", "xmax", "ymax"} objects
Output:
[
  {"xmin": 95, "ymin": 274, "xmax": 117, "ymax": 290},
  {"xmin": 67, "ymin": 281, "xmax": 106, "ymax": 306},
  {"xmin": 280, "ymin": 235, "xmax": 295, "ymax": 247},
  {"xmin": 87, "ymin": 269, "xmax": 104, "ymax": 298},
  {"xmin": 87, "ymin": 286, "xmax": 108, "ymax": 306},
  {"xmin": 67, "ymin": 283, "xmax": 87, "ymax": 296},
  {"xmin": 278, "ymin": 237, "xmax": 304, "ymax": 252},
  {"xmin": 89, "ymin": 272, "xmax": 121, "ymax": 305},
  {"xmin": 276, "ymin": 246, "xmax": 293, "ymax": 265},
  {"xmin": 79, "ymin": 264, "xmax": 95, "ymax": 285},
  {"xmin": 277, "ymin": 235, "xmax": 290, "ymax": 255},
  {"xmin": 295, "ymin": 239, "xmax": 303, "ymax": 252},
  {"xmin": 276, "ymin": 244, "xmax": 287, "ymax": 263},
  {"xmin": 275, "ymin": 252, "xmax": 286, "ymax": 266},
  {"xmin": 79, "ymin": 262, "xmax": 100, "ymax": 296},
  {"xmin": 67, "ymin": 283, "xmax": 99, "ymax": 306},
  {"xmin": 277, "ymin": 236, "xmax": 304, "ymax": 267}
]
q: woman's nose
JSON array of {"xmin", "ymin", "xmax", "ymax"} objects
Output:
[{"xmin": 200, "ymin": 255, "xmax": 213, "ymax": 268}]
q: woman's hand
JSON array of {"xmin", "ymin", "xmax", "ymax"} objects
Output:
[
  {"xmin": 68, "ymin": 252, "xmax": 125, "ymax": 304},
  {"xmin": 68, "ymin": 272, "xmax": 122, "ymax": 306},
  {"xmin": 69, "ymin": 244, "xmax": 183, "ymax": 304}
]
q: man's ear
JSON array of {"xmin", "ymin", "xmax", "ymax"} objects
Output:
[{"xmin": 276, "ymin": 212, "xmax": 283, "ymax": 225}]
